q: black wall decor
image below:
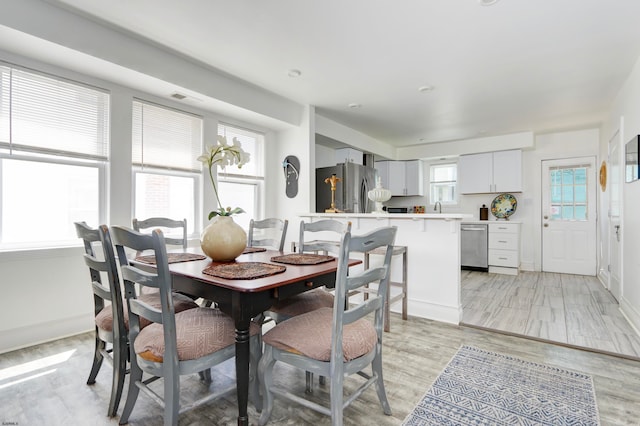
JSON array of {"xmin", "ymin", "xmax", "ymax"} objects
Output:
[{"xmin": 283, "ymin": 155, "xmax": 300, "ymax": 198}]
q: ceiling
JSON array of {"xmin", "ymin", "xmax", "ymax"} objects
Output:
[{"xmin": 32, "ymin": 1, "xmax": 640, "ymax": 146}]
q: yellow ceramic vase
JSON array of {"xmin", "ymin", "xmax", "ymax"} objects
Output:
[{"xmin": 200, "ymin": 215, "xmax": 247, "ymax": 262}]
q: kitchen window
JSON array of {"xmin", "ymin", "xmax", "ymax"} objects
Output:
[
  {"xmin": 430, "ymin": 163, "xmax": 457, "ymax": 204},
  {"xmin": 0, "ymin": 63, "xmax": 109, "ymax": 249},
  {"xmin": 132, "ymin": 100, "xmax": 202, "ymax": 236},
  {"xmin": 217, "ymin": 123, "xmax": 264, "ymax": 230}
]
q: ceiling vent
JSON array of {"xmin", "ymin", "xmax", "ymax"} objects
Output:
[{"xmin": 171, "ymin": 92, "xmax": 187, "ymax": 100}]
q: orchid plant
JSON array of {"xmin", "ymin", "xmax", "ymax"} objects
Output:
[{"xmin": 198, "ymin": 135, "xmax": 251, "ymax": 219}]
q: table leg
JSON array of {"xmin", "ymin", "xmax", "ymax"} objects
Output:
[{"xmin": 235, "ymin": 323, "xmax": 251, "ymax": 426}]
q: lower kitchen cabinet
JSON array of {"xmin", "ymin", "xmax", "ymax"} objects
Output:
[{"xmin": 488, "ymin": 222, "xmax": 520, "ymax": 275}]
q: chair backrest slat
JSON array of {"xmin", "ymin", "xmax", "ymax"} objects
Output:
[
  {"xmin": 133, "ymin": 217, "xmax": 188, "ymax": 249},
  {"xmin": 298, "ymin": 219, "xmax": 352, "ymax": 254},
  {"xmin": 248, "ymin": 218, "xmax": 288, "ymax": 251}
]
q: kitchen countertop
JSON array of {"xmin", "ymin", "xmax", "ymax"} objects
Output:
[
  {"xmin": 300, "ymin": 212, "xmax": 472, "ymax": 220},
  {"xmin": 462, "ymin": 220, "xmax": 522, "ymax": 224}
]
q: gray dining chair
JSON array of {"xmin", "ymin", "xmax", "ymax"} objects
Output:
[
  {"xmin": 265, "ymin": 219, "xmax": 352, "ymax": 392},
  {"xmin": 111, "ymin": 225, "xmax": 262, "ymax": 426},
  {"xmin": 75, "ymin": 222, "xmax": 127, "ymax": 418},
  {"xmin": 268, "ymin": 219, "xmax": 351, "ymax": 322},
  {"xmin": 248, "ymin": 218, "xmax": 288, "ymax": 251},
  {"xmin": 297, "ymin": 219, "xmax": 351, "ymax": 255},
  {"xmin": 258, "ymin": 226, "xmax": 397, "ymax": 426},
  {"xmin": 132, "ymin": 217, "xmax": 188, "ymax": 248}
]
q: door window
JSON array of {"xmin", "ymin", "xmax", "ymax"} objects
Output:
[{"xmin": 549, "ymin": 166, "xmax": 589, "ymax": 221}]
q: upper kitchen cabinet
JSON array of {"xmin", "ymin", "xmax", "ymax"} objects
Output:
[
  {"xmin": 335, "ymin": 147, "xmax": 363, "ymax": 165},
  {"xmin": 375, "ymin": 160, "xmax": 423, "ymax": 196},
  {"xmin": 458, "ymin": 149, "xmax": 522, "ymax": 194}
]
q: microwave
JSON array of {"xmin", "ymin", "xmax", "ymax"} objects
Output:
[{"xmin": 386, "ymin": 207, "xmax": 408, "ymax": 213}]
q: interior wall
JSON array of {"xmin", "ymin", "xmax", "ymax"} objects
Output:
[
  {"xmin": 606, "ymin": 54, "xmax": 640, "ymax": 332},
  {"xmin": 271, "ymin": 106, "xmax": 316, "ymax": 250}
]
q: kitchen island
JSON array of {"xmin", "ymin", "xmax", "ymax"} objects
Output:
[{"xmin": 298, "ymin": 213, "xmax": 471, "ymax": 324}]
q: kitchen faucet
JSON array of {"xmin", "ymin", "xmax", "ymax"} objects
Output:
[{"xmin": 434, "ymin": 201, "xmax": 442, "ymax": 213}]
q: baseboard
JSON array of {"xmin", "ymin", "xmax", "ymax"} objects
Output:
[
  {"xmin": 519, "ymin": 261, "xmax": 535, "ymax": 272},
  {"xmin": 620, "ymin": 297, "xmax": 640, "ymax": 337},
  {"xmin": 489, "ymin": 265, "xmax": 519, "ymax": 275},
  {"xmin": 597, "ymin": 269, "xmax": 610, "ymax": 288},
  {"xmin": 0, "ymin": 314, "xmax": 93, "ymax": 354},
  {"xmin": 407, "ymin": 299, "xmax": 461, "ymax": 324}
]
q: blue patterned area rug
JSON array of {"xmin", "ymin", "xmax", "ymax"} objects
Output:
[{"xmin": 403, "ymin": 345, "xmax": 600, "ymax": 425}]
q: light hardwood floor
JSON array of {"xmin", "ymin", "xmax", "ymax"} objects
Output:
[
  {"xmin": 1, "ymin": 317, "xmax": 639, "ymax": 425},
  {"xmin": 461, "ymin": 270, "xmax": 640, "ymax": 359}
]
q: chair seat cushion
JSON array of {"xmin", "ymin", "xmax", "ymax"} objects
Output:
[
  {"xmin": 134, "ymin": 308, "xmax": 260, "ymax": 362},
  {"xmin": 262, "ymin": 307, "xmax": 377, "ymax": 361},
  {"xmin": 95, "ymin": 292, "xmax": 198, "ymax": 332},
  {"xmin": 268, "ymin": 288, "xmax": 334, "ymax": 318}
]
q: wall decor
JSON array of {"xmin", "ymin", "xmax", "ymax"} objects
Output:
[
  {"xmin": 283, "ymin": 155, "xmax": 300, "ymax": 198},
  {"xmin": 599, "ymin": 161, "xmax": 607, "ymax": 191},
  {"xmin": 490, "ymin": 193, "xmax": 517, "ymax": 220},
  {"xmin": 625, "ymin": 135, "xmax": 639, "ymax": 183}
]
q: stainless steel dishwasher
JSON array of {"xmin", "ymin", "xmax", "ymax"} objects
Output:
[{"xmin": 461, "ymin": 223, "xmax": 488, "ymax": 271}]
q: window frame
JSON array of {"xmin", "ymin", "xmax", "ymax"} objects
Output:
[
  {"xmin": 131, "ymin": 99, "xmax": 203, "ymax": 236},
  {"xmin": 132, "ymin": 165, "xmax": 201, "ymax": 237},
  {"xmin": 429, "ymin": 162, "xmax": 458, "ymax": 205},
  {"xmin": 0, "ymin": 62, "xmax": 109, "ymax": 249},
  {"xmin": 216, "ymin": 123, "xmax": 265, "ymax": 226}
]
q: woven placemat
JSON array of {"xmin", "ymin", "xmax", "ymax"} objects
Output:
[
  {"xmin": 270, "ymin": 253, "xmax": 335, "ymax": 265},
  {"xmin": 242, "ymin": 247, "xmax": 267, "ymax": 254},
  {"xmin": 202, "ymin": 262, "xmax": 286, "ymax": 280},
  {"xmin": 135, "ymin": 253, "xmax": 206, "ymax": 265}
]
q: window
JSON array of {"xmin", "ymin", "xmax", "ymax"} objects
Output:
[
  {"xmin": 217, "ymin": 123, "xmax": 264, "ymax": 230},
  {"xmin": 549, "ymin": 166, "xmax": 588, "ymax": 220},
  {"xmin": 430, "ymin": 163, "xmax": 457, "ymax": 204},
  {"xmin": 0, "ymin": 64, "xmax": 109, "ymax": 248},
  {"xmin": 132, "ymin": 100, "xmax": 202, "ymax": 235}
]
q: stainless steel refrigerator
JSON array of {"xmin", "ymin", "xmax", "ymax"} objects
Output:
[{"xmin": 315, "ymin": 163, "xmax": 376, "ymax": 213}]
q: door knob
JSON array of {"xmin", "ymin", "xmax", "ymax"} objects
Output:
[
  {"xmin": 543, "ymin": 215, "xmax": 548, "ymax": 219},
  {"xmin": 544, "ymin": 223, "xmax": 549, "ymax": 227}
]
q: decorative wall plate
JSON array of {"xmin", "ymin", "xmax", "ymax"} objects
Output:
[
  {"xmin": 490, "ymin": 193, "xmax": 517, "ymax": 220},
  {"xmin": 599, "ymin": 161, "xmax": 607, "ymax": 192}
]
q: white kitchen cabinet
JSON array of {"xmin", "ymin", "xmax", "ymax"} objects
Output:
[
  {"xmin": 335, "ymin": 147, "xmax": 363, "ymax": 165},
  {"xmin": 458, "ymin": 149, "xmax": 522, "ymax": 194},
  {"xmin": 488, "ymin": 222, "xmax": 520, "ymax": 275},
  {"xmin": 375, "ymin": 160, "xmax": 423, "ymax": 196}
]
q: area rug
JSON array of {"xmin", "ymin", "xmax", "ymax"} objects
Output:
[{"xmin": 402, "ymin": 345, "xmax": 600, "ymax": 426}]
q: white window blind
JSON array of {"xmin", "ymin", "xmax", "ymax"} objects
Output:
[
  {"xmin": 132, "ymin": 100, "xmax": 202, "ymax": 172},
  {"xmin": 0, "ymin": 64, "xmax": 109, "ymax": 160}
]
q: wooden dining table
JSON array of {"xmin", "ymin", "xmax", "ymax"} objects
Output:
[{"xmin": 157, "ymin": 247, "xmax": 360, "ymax": 426}]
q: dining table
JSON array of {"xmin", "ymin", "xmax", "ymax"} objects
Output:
[{"xmin": 149, "ymin": 247, "xmax": 361, "ymax": 426}]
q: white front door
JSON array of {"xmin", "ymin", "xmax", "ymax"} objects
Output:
[
  {"xmin": 609, "ymin": 130, "xmax": 622, "ymax": 301},
  {"xmin": 542, "ymin": 157, "xmax": 597, "ymax": 275}
]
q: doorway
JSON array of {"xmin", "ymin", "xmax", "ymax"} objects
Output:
[
  {"xmin": 541, "ymin": 157, "xmax": 597, "ymax": 275},
  {"xmin": 608, "ymin": 131, "xmax": 622, "ymax": 301}
]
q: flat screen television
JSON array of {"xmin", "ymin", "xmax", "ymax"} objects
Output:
[{"xmin": 625, "ymin": 135, "xmax": 639, "ymax": 183}]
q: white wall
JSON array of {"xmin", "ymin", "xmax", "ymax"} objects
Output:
[
  {"xmin": 605, "ymin": 55, "xmax": 640, "ymax": 332},
  {"xmin": 270, "ymin": 107, "xmax": 316, "ymax": 250}
]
